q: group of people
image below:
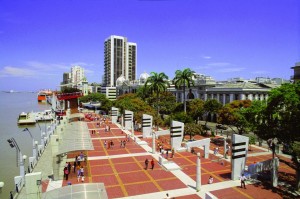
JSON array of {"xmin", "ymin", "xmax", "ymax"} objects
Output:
[
  {"xmin": 144, "ymin": 158, "xmax": 155, "ymax": 170},
  {"xmin": 104, "ymin": 140, "xmax": 115, "ymax": 149}
]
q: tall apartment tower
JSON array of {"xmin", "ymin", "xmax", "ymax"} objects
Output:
[
  {"xmin": 70, "ymin": 65, "xmax": 85, "ymax": 88},
  {"xmin": 103, "ymin": 35, "xmax": 137, "ymax": 86}
]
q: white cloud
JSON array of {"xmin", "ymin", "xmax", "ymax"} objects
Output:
[
  {"xmin": 0, "ymin": 66, "xmax": 36, "ymax": 77},
  {"xmin": 216, "ymin": 67, "xmax": 245, "ymax": 73},
  {"xmin": 251, "ymin": 70, "xmax": 269, "ymax": 75},
  {"xmin": 207, "ymin": 62, "xmax": 231, "ymax": 67},
  {"xmin": 202, "ymin": 56, "xmax": 211, "ymax": 59}
]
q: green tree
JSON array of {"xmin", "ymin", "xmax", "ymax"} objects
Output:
[
  {"xmin": 79, "ymin": 93, "xmax": 112, "ymax": 113},
  {"xmin": 114, "ymin": 93, "xmax": 156, "ymax": 123},
  {"xmin": 144, "ymin": 72, "xmax": 170, "ymax": 117},
  {"xmin": 184, "ymin": 123, "xmax": 203, "ymax": 140},
  {"xmin": 173, "ymin": 68, "xmax": 195, "ymax": 113},
  {"xmin": 203, "ymin": 99, "xmax": 222, "ymax": 125},
  {"xmin": 147, "ymin": 91, "xmax": 177, "ymax": 116},
  {"xmin": 249, "ymin": 83, "xmax": 300, "ymax": 191},
  {"xmin": 187, "ymin": 98, "xmax": 205, "ymax": 122},
  {"xmin": 217, "ymin": 100, "xmax": 251, "ymax": 134}
]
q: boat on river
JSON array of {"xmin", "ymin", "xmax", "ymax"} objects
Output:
[
  {"xmin": 17, "ymin": 112, "xmax": 36, "ymax": 125},
  {"xmin": 35, "ymin": 110, "xmax": 54, "ymax": 122},
  {"xmin": 38, "ymin": 89, "xmax": 53, "ymax": 102}
]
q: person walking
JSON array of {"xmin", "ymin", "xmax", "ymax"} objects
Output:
[
  {"xmin": 67, "ymin": 162, "xmax": 71, "ymax": 174},
  {"xmin": 208, "ymin": 176, "xmax": 214, "ymax": 184},
  {"xmin": 151, "ymin": 159, "xmax": 155, "ymax": 170},
  {"xmin": 104, "ymin": 140, "xmax": 107, "ymax": 149},
  {"xmin": 145, "ymin": 158, "xmax": 149, "ymax": 170},
  {"xmin": 73, "ymin": 161, "xmax": 77, "ymax": 173},
  {"xmin": 240, "ymin": 174, "xmax": 247, "ymax": 189},
  {"xmin": 64, "ymin": 167, "xmax": 69, "ymax": 180},
  {"xmin": 80, "ymin": 166, "xmax": 84, "ymax": 177},
  {"xmin": 271, "ymin": 141, "xmax": 276, "ymax": 159},
  {"xmin": 171, "ymin": 148, "xmax": 175, "ymax": 158}
]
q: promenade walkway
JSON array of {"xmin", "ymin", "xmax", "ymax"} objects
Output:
[{"xmin": 17, "ymin": 112, "xmax": 298, "ymax": 199}]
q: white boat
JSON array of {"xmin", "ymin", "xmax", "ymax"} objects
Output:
[
  {"xmin": 35, "ymin": 110, "xmax": 54, "ymax": 122},
  {"xmin": 18, "ymin": 112, "xmax": 36, "ymax": 125}
]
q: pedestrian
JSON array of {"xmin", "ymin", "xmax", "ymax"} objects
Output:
[
  {"xmin": 80, "ymin": 166, "xmax": 84, "ymax": 177},
  {"xmin": 108, "ymin": 141, "xmax": 110, "ymax": 149},
  {"xmin": 73, "ymin": 161, "xmax": 77, "ymax": 173},
  {"xmin": 208, "ymin": 176, "xmax": 213, "ymax": 184},
  {"xmin": 165, "ymin": 193, "xmax": 171, "ymax": 199},
  {"xmin": 123, "ymin": 140, "xmax": 126, "ymax": 147},
  {"xmin": 159, "ymin": 145, "xmax": 162, "ymax": 153},
  {"xmin": 77, "ymin": 169, "xmax": 81, "ymax": 182},
  {"xmin": 171, "ymin": 148, "xmax": 175, "ymax": 158},
  {"xmin": 111, "ymin": 140, "xmax": 114, "ymax": 149},
  {"xmin": 104, "ymin": 140, "xmax": 107, "ymax": 149},
  {"xmin": 145, "ymin": 158, "xmax": 149, "ymax": 170},
  {"xmin": 67, "ymin": 162, "xmax": 71, "ymax": 174},
  {"xmin": 240, "ymin": 174, "xmax": 247, "ymax": 189},
  {"xmin": 166, "ymin": 150, "xmax": 169, "ymax": 159},
  {"xmin": 271, "ymin": 141, "xmax": 276, "ymax": 159},
  {"xmin": 64, "ymin": 167, "xmax": 69, "ymax": 180},
  {"xmin": 120, "ymin": 140, "xmax": 123, "ymax": 148},
  {"xmin": 151, "ymin": 159, "xmax": 154, "ymax": 170},
  {"xmin": 81, "ymin": 175, "xmax": 85, "ymax": 183}
]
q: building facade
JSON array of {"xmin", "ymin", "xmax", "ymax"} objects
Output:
[
  {"xmin": 70, "ymin": 66, "xmax": 85, "ymax": 88},
  {"xmin": 103, "ymin": 35, "xmax": 137, "ymax": 87}
]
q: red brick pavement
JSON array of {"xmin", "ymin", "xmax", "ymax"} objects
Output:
[{"xmin": 58, "ymin": 117, "xmax": 297, "ymax": 199}]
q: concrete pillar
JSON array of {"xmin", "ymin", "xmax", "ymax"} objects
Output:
[
  {"xmin": 231, "ymin": 134, "xmax": 249, "ymax": 180},
  {"xmin": 224, "ymin": 139, "xmax": 227, "ymax": 159},
  {"xmin": 272, "ymin": 157, "xmax": 279, "ymax": 187},
  {"xmin": 222, "ymin": 94, "xmax": 226, "ymax": 105},
  {"xmin": 260, "ymin": 94, "xmax": 264, "ymax": 101},
  {"xmin": 170, "ymin": 121, "xmax": 184, "ymax": 150},
  {"xmin": 111, "ymin": 107, "xmax": 119, "ymax": 123},
  {"xmin": 152, "ymin": 132, "xmax": 156, "ymax": 154},
  {"xmin": 248, "ymin": 94, "xmax": 253, "ymax": 101},
  {"xmin": 240, "ymin": 94, "xmax": 246, "ymax": 100},
  {"xmin": 217, "ymin": 94, "xmax": 220, "ymax": 103},
  {"xmin": 229, "ymin": 94, "xmax": 234, "ymax": 103},
  {"xmin": 142, "ymin": 114, "xmax": 153, "ymax": 138},
  {"xmin": 25, "ymin": 172, "xmax": 42, "ymax": 199},
  {"xmin": 196, "ymin": 152, "xmax": 201, "ymax": 191}
]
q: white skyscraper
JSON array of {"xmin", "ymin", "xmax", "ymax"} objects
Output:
[
  {"xmin": 70, "ymin": 66, "xmax": 85, "ymax": 88},
  {"xmin": 103, "ymin": 35, "xmax": 137, "ymax": 86}
]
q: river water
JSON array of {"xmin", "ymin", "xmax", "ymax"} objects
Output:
[{"xmin": 0, "ymin": 92, "xmax": 51, "ymax": 198}]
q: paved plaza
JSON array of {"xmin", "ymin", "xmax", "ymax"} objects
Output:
[{"xmin": 35, "ymin": 112, "xmax": 297, "ymax": 199}]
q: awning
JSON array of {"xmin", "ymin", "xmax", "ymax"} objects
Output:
[
  {"xmin": 57, "ymin": 121, "xmax": 94, "ymax": 155},
  {"xmin": 42, "ymin": 183, "xmax": 108, "ymax": 199}
]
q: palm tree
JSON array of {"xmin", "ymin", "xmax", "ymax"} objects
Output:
[
  {"xmin": 173, "ymin": 68, "xmax": 195, "ymax": 113},
  {"xmin": 144, "ymin": 72, "xmax": 170, "ymax": 117}
]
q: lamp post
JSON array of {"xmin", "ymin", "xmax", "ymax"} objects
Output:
[
  {"xmin": 0, "ymin": 181, "xmax": 4, "ymax": 193},
  {"xmin": 23, "ymin": 128, "xmax": 37, "ymax": 161},
  {"xmin": 37, "ymin": 123, "xmax": 45, "ymax": 147},
  {"xmin": 7, "ymin": 138, "xmax": 27, "ymax": 179}
]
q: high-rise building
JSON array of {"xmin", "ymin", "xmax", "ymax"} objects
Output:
[
  {"xmin": 70, "ymin": 65, "xmax": 85, "ymax": 88},
  {"xmin": 103, "ymin": 35, "xmax": 137, "ymax": 86}
]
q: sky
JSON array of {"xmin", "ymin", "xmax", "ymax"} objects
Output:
[{"xmin": 0, "ymin": 0, "xmax": 299, "ymax": 91}]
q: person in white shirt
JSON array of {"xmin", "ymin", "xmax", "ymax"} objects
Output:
[{"xmin": 240, "ymin": 174, "xmax": 247, "ymax": 189}]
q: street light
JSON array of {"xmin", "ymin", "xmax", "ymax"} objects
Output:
[
  {"xmin": 7, "ymin": 138, "xmax": 27, "ymax": 178},
  {"xmin": 23, "ymin": 128, "xmax": 38, "ymax": 161},
  {"xmin": 0, "ymin": 181, "xmax": 4, "ymax": 193}
]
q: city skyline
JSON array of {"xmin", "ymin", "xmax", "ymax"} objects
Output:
[{"xmin": 0, "ymin": 0, "xmax": 299, "ymax": 91}]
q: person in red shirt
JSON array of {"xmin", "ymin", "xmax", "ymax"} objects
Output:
[{"xmin": 151, "ymin": 159, "xmax": 155, "ymax": 170}]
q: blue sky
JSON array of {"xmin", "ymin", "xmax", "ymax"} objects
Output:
[{"xmin": 0, "ymin": 0, "xmax": 299, "ymax": 91}]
